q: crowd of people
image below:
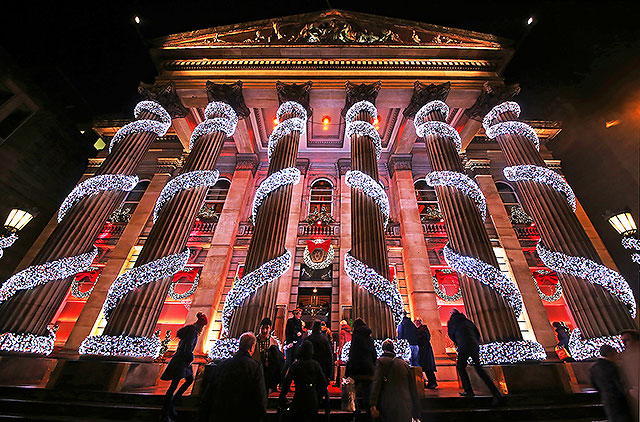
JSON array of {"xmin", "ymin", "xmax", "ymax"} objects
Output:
[{"xmin": 159, "ymin": 309, "xmax": 639, "ymax": 422}]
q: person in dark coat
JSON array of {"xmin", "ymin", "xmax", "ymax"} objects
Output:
[
  {"xmin": 552, "ymin": 321, "xmax": 571, "ymax": 347},
  {"xmin": 279, "ymin": 340, "xmax": 330, "ymax": 422},
  {"xmin": 160, "ymin": 312, "xmax": 208, "ymax": 422},
  {"xmin": 284, "ymin": 308, "xmax": 303, "ymax": 367},
  {"xmin": 370, "ymin": 340, "xmax": 420, "ymax": 422},
  {"xmin": 307, "ymin": 320, "xmax": 334, "ymax": 384},
  {"xmin": 346, "ymin": 318, "xmax": 377, "ymax": 420},
  {"xmin": 398, "ymin": 312, "xmax": 420, "ymax": 367},
  {"xmin": 252, "ymin": 317, "xmax": 284, "ymax": 394},
  {"xmin": 589, "ymin": 345, "xmax": 633, "ymax": 422},
  {"xmin": 447, "ymin": 309, "xmax": 502, "ymax": 401},
  {"xmin": 209, "ymin": 332, "xmax": 267, "ymax": 422},
  {"xmin": 415, "ymin": 317, "xmax": 437, "ymax": 389}
]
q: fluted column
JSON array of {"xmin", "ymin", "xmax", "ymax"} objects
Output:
[{"xmin": 484, "ymin": 102, "xmax": 636, "ymax": 339}]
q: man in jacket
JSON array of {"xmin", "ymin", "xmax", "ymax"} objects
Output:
[
  {"xmin": 589, "ymin": 344, "xmax": 633, "ymax": 422},
  {"xmin": 398, "ymin": 312, "xmax": 419, "ymax": 367},
  {"xmin": 415, "ymin": 317, "xmax": 437, "ymax": 389},
  {"xmin": 284, "ymin": 308, "xmax": 303, "ymax": 367},
  {"xmin": 307, "ymin": 320, "xmax": 334, "ymax": 383},
  {"xmin": 252, "ymin": 317, "xmax": 283, "ymax": 394},
  {"xmin": 346, "ymin": 318, "xmax": 377, "ymax": 420}
]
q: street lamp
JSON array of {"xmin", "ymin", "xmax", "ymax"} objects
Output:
[
  {"xmin": 0, "ymin": 208, "xmax": 36, "ymax": 259},
  {"xmin": 606, "ymin": 209, "xmax": 639, "ymax": 265}
]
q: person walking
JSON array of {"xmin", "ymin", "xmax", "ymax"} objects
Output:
[
  {"xmin": 338, "ymin": 320, "xmax": 352, "ymax": 363},
  {"xmin": 252, "ymin": 317, "xmax": 284, "ymax": 394},
  {"xmin": 447, "ymin": 309, "xmax": 502, "ymax": 403},
  {"xmin": 160, "ymin": 312, "xmax": 208, "ymax": 422},
  {"xmin": 279, "ymin": 340, "xmax": 330, "ymax": 422},
  {"xmin": 346, "ymin": 318, "xmax": 377, "ymax": 421},
  {"xmin": 209, "ymin": 332, "xmax": 267, "ymax": 422},
  {"xmin": 321, "ymin": 320, "xmax": 333, "ymax": 342},
  {"xmin": 398, "ymin": 312, "xmax": 419, "ymax": 367},
  {"xmin": 370, "ymin": 340, "xmax": 420, "ymax": 422},
  {"xmin": 284, "ymin": 308, "xmax": 303, "ymax": 368},
  {"xmin": 589, "ymin": 344, "xmax": 633, "ymax": 422},
  {"xmin": 307, "ymin": 320, "xmax": 334, "ymax": 384},
  {"xmin": 415, "ymin": 317, "xmax": 437, "ymax": 389}
]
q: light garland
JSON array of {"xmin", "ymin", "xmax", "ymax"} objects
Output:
[
  {"xmin": 208, "ymin": 338, "xmax": 241, "ymax": 360},
  {"xmin": 482, "ymin": 102, "xmax": 521, "ymax": 131},
  {"xmin": 415, "ymin": 121, "xmax": 462, "ymax": 153},
  {"xmin": 622, "ymin": 237, "xmax": 640, "ymax": 251},
  {"xmin": 474, "ymin": 340, "xmax": 546, "ymax": 365},
  {"xmin": 340, "ymin": 339, "xmax": 411, "ymax": 363},
  {"xmin": 426, "ymin": 171, "xmax": 486, "ymax": 220},
  {"xmin": 251, "ymin": 168, "xmax": 301, "ymax": 223},
  {"xmin": 70, "ymin": 272, "xmax": 99, "ymax": 299},
  {"xmin": 568, "ymin": 328, "xmax": 624, "ymax": 361},
  {"xmin": 303, "ymin": 244, "xmax": 335, "ymax": 270},
  {"xmin": 345, "ymin": 100, "xmax": 377, "ymax": 125},
  {"xmin": 268, "ymin": 118, "xmax": 306, "ymax": 159},
  {"xmin": 486, "ymin": 121, "xmax": 540, "ymax": 151},
  {"xmin": 536, "ymin": 241, "xmax": 636, "ymax": 317},
  {"xmin": 58, "ymin": 174, "xmax": 139, "ymax": 223},
  {"xmin": 190, "ymin": 119, "xmax": 236, "ymax": 149},
  {"xmin": 0, "ymin": 247, "xmax": 98, "ymax": 305},
  {"xmin": 345, "ymin": 121, "xmax": 382, "ymax": 160},
  {"xmin": 153, "ymin": 170, "xmax": 220, "ymax": 223},
  {"xmin": 414, "ymin": 100, "xmax": 450, "ymax": 128},
  {"xmin": 443, "ymin": 244, "xmax": 523, "ymax": 317},
  {"xmin": 204, "ymin": 101, "xmax": 239, "ymax": 127},
  {"xmin": 0, "ymin": 233, "xmax": 18, "ymax": 259},
  {"xmin": 0, "ymin": 326, "xmax": 57, "ymax": 355},
  {"xmin": 534, "ymin": 276, "xmax": 563, "ymax": 302},
  {"xmin": 109, "ymin": 101, "xmax": 171, "ymax": 153},
  {"xmin": 632, "ymin": 253, "xmax": 640, "ymax": 265},
  {"xmin": 344, "ymin": 252, "xmax": 404, "ymax": 325},
  {"xmin": 168, "ymin": 272, "xmax": 199, "ymax": 300},
  {"xmin": 102, "ymin": 249, "xmax": 190, "ymax": 320},
  {"xmin": 221, "ymin": 250, "xmax": 292, "ymax": 334},
  {"xmin": 504, "ymin": 165, "xmax": 576, "ymax": 211},
  {"xmin": 277, "ymin": 101, "xmax": 308, "ymax": 121},
  {"xmin": 345, "ymin": 170, "xmax": 390, "ymax": 228},
  {"xmin": 79, "ymin": 333, "xmax": 162, "ymax": 359},
  {"xmin": 433, "ymin": 271, "xmax": 462, "ymax": 301}
]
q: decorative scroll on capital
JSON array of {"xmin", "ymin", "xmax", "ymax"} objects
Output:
[
  {"xmin": 235, "ymin": 153, "xmax": 259, "ymax": 174},
  {"xmin": 296, "ymin": 158, "xmax": 310, "ymax": 175},
  {"xmin": 403, "ymin": 81, "xmax": 451, "ymax": 119},
  {"xmin": 156, "ymin": 157, "xmax": 181, "ymax": 175},
  {"xmin": 276, "ymin": 81, "xmax": 312, "ymax": 117},
  {"xmin": 206, "ymin": 80, "xmax": 251, "ymax": 119},
  {"xmin": 341, "ymin": 81, "xmax": 382, "ymax": 116},
  {"xmin": 337, "ymin": 158, "xmax": 351, "ymax": 176},
  {"xmin": 387, "ymin": 154, "xmax": 413, "ymax": 177},
  {"xmin": 465, "ymin": 82, "xmax": 521, "ymax": 121},
  {"xmin": 138, "ymin": 81, "xmax": 188, "ymax": 119},
  {"xmin": 464, "ymin": 158, "xmax": 492, "ymax": 176}
]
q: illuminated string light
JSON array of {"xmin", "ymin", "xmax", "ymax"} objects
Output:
[
  {"xmin": 277, "ymin": 101, "xmax": 308, "ymax": 121},
  {"xmin": 109, "ymin": 101, "xmax": 171, "ymax": 153},
  {"xmin": 79, "ymin": 333, "xmax": 162, "ymax": 359},
  {"xmin": 268, "ymin": 118, "xmax": 306, "ymax": 159},
  {"xmin": 415, "ymin": 121, "xmax": 461, "ymax": 152},
  {"xmin": 252, "ymin": 168, "xmax": 301, "ymax": 223},
  {"xmin": 208, "ymin": 338, "xmax": 241, "ymax": 360},
  {"xmin": 222, "ymin": 250, "xmax": 292, "ymax": 334},
  {"xmin": 0, "ymin": 247, "xmax": 98, "ymax": 305},
  {"xmin": 190, "ymin": 119, "xmax": 236, "ymax": 149},
  {"xmin": 303, "ymin": 244, "xmax": 335, "ymax": 270},
  {"xmin": 486, "ymin": 121, "xmax": 540, "ymax": 151},
  {"xmin": 58, "ymin": 175, "xmax": 139, "ymax": 223},
  {"xmin": 632, "ymin": 254, "xmax": 640, "ymax": 265},
  {"xmin": 0, "ymin": 233, "xmax": 18, "ymax": 259},
  {"xmin": 345, "ymin": 101, "xmax": 377, "ymax": 125},
  {"xmin": 102, "ymin": 249, "xmax": 190, "ymax": 320},
  {"xmin": 504, "ymin": 165, "xmax": 576, "ymax": 211},
  {"xmin": 536, "ymin": 241, "xmax": 636, "ymax": 317},
  {"xmin": 153, "ymin": 170, "xmax": 220, "ymax": 223},
  {"xmin": 340, "ymin": 339, "xmax": 411, "ymax": 362},
  {"xmin": 0, "ymin": 326, "xmax": 57, "ymax": 355},
  {"xmin": 345, "ymin": 170, "xmax": 390, "ymax": 227},
  {"xmin": 426, "ymin": 171, "xmax": 486, "ymax": 220},
  {"xmin": 475, "ymin": 340, "xmax": 546, "ymax": 365},
  {"xmin": 482, "ymin": 102, "xmax": 521, "ymax": 131},
  {"xmin": 443, "ymin": 244, "xmax": 522, "ymax": 316},
  {"xmin": 414, "ymin": 100, "xmax": 450, "ymax": 127},
  {"xmin": 204, "ymin": 101, "xmax": 239, "ymax": 127},
  {"xmin": 622, "ymin": 237, "xmax": 640, "ymax": 251},
  {"xmin": 168, "ymin": 272, "xmax": 199, "ymax": 300},
  {"xmin": 344, "ymin": 252, "xmax": 404, "ymax": 324},
  {"xmin": 345, "ymin": 121, "xmax": 382, "ymax": 160},
  {"xmin": 568, "ymin": 328, "xmax": 624, "ymax": 361}
]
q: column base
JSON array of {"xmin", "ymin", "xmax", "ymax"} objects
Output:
[
  {"xmin": 0, "ymin": 355, "xmax": 58, "ymax": 387},
  {"xmin": 467, "ymin": 363, "xmax": 571, "ymax": 395}
]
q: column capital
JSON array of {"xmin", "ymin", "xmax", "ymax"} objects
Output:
[
  {"xmin": 206, "ymin": 80, "xmax": 251, "ymax": 119},
  {"xmin": 341, "ymin": 81, "xmax": 382, "ymax": 116},
  {"xmin": 337, "ymin": 158, "xmax": 351, "ymax": 176},
  {"xmin": 387, "ymin": 154, "xmax": 413, "ymax": 177},
  {"xmin": 464, "ymin": 82, "xmax": 521, "ymax": 122},
  {"xmin": 138, "ymin": 81, "xmax": 188, "ymax": 119},
  {"xmin": 296, "ymin": 158, "xmax": 310, "ymax": 175},
  {"xmin": 464, "ymin": 158, "xmax": 492, "ymax": 176},
  {"xmin": 275, "ymin": 81, "xmax": 313, "ymax": 117},
  {"xmin": 544, "ymin": 159, "xmax": 563, "ymax": 174},
  {"xmin": 402, "ymin": 81, "xmax": 451, "ymax": 119},
  {"xmin": 235, "ymin": 153, "xmax": 259, "ymax": 175},
  {"xmin": 156, "ymin": 157, "xmax": 181, "ymax": 175}
]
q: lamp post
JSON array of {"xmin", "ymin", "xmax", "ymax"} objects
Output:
[
  {"xmin": 0, "ymin": 208, "xmax": 36, "ymax": 259},
  {"xmin": 606, "ymin": 209, "xmax": 639, "ymax": 265}
]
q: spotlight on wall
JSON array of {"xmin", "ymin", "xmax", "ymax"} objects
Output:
[
  {"xmin": 1, "ymin": 208, "xmax": 36, "ymax": 259},
  {"xmin": 607, "ymin": 210, "xmax": 637, "ymax": 237}
]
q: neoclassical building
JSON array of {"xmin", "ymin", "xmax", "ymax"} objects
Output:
[{"xmin": 0, "ymin": 10, "xmax": 635, "ymax": 379}]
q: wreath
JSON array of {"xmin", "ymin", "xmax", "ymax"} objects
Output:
[
  {"xmin": 303, "ymin": 239, "xmax": 334, "ymax": 270},
  {"xmin": 433, "ymin": 268, "xmax": 462, "ymax": 301}
]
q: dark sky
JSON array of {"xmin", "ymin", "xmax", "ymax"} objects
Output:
[{"xmin": 1, "ymin": 0, "xmax": 639, "ymax": 290}]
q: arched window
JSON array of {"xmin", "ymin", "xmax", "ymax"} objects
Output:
[
  {"xmin": 309, "ymin": 179, "xmax": 333, "ymax": 214},
  {"xmin": 496, "ymin": 182, "xmax": 519, "ymax": 206},
  {"xmin": 414, "ymin": 179, "xmax": 440, "ymax": 220},
  {"xmin": 200, "ymin": 178, "xmax": 231, "ymax": 220}
]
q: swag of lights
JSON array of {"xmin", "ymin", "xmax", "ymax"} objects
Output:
[
  {"xmin": 252, "ymin": 168, "xmax": 301, "ymax": 223},
  {"xmin": 483, "ymin": 102, "xmax": 539, "ymax": 151},
  {"xmin": 568, "ymin": 328, "xmax": 624, "ymax": 361},
  {"xmin": 153, "ymin": 170, "xmax": 220, "ymax": 223},
  {"xmin": 340, "ymin": 339, "xmax": 412, "ymax": 363},
  {"xmin": 504, "ymin": 165, "xmax": 576, "ymax": 212},
  {"xmin": 345, "ymin": 170, "xmax": 390, "ymax": 228},
  {"xmin": 109, "ymin": 101, "xmax": 172, "ymax": 153},
  {"xmin": 426, "ymin": 171, "xmax": 487, "ymax": 220}
]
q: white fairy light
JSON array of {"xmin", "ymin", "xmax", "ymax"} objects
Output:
[
  {"xmin": 426, "ymin": 171, "xmax": 487, "ymax": 220},
  {"xmin": 0, "ymin": 247, "xmax": 98, "ymax": 305},
  {"xmin": 0, "ymin": 326, "xmax": 57, "ymax": 355},
  {"xmin": 252, "ymin": 168, "xmax": 301, "ymax": 223},
  {"xmin": 79, "ymin": 332, "xmax": 162, "ymax": 359},
  {"xmin": 482, "ymin": 102, "xmax": 521, "ymax": 131},
  {"xmin": 536, "ymin": 241, "xmax": 636, "ymax": 317},
  {"xmin": 475, "ymin": 340, "xmax": 546, "ymax": 365},
  {"xmin": 109, "ymin": 101, "xmax": 171, "ymax": 153},
  {"xmin": 345, "ymin": 170, "xmax": 390, "ymax": 228},
  {"xmin": 344, "ymin": 252, "xmax": 404, "ymax": 324},
  {"xmin": 153, "ymin": 170, "xmax": 220, "ymax": 223},
  {"xmin": 190, "ymin": 119, "xmax": 236, "ymax": 149},
  {"xmin": 568, "ymin": 328, "xmax": 624, "ymax": 361},
  {"xmin": 303, "ymin": 244, "xmax": 335, "ymax": 270},
  {"xmin": 415, "ymin": 121, "xmax": 462, "ymax": 153},
  {"xmin": 102, "ymin": 249, "xmax": 190, "ymax": 320},
  {"xmin": 268, "ymin": 118, "xmax": 306, "ymax": 159},
  {"xmin": 622, "ymin": 237, "xmax": 640, "ymax": 251},
  {"xmin": 414, "ymin": 100, "xmax": 450, "ymax": 128},
  {"xmin": 208, "ymin": 338, "xmax": 241, "ymax": 360},
  {"xmin": 0, "ymin": 233, "xmax": 18, "ymax": 259},
  {"xmin": 168, "ymin": 272, "xmax": 199, "ymax": 301},
  {"xmin": 486, "ymin": 121, "xmax": 540, "ymax": 151},
  {"xmin": 58, "ymin": 174, "xmax": 139, "ymax": 223},
  {"xmin": 204, "ymin": 101, "xmax": 239, "ymax": 127},
  {"xmin": 222, "ymin": 250, "xmax": 292, "ymax": 334},
  {"xmin": 632, "ymin": 254, "xmax": 640, "ymax": 265},
  {"xmin": 443, "ymin": 244, "xmax": 523, "ymax": 316},
  {"xmin": 345, "ymin": 121, "xmax": 382, "ymax": 160},
  {"xmin": 345, "ymin": 101, "xmax": 377, "ymax": 125},
  {"xmin": 504, "ymin": 165, "xmax": 576, "ymax": 211},
  {"xmin": 277, "ymin": 101, "xmax": 308, "ymax": 121},
  {"xmin": 340, "ymin": 339, "xmax": 411, "ymax": 363}
]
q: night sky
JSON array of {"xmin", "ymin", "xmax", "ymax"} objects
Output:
[{"xmin": 1, "ymin": 1, "xmax": 638, "ymax": 291}]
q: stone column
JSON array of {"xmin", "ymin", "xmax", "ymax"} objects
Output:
[
  {"xmin": 338, "ymin": 159, "xmax": 352, "ymax": 319},
  {"xmin": 484, "ymin": 102, "xmax": 636, "ymax": 337},
  {"xmin": 229, "ymin": 82, "xmax": 311, "ymax": 337},
  {"xmin": 388, "ymin": 155, "xmax": 447, "ymax": 354},
  {"xmin": 0, "ymin": 99, "xmax": 173, "ymax": 341}
]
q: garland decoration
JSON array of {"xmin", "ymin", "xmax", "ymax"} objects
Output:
[
  {"xmin": 303, "ymin": 240, "xmax": 335, "ymax": 270},
  {"xmin": 345, "ymin": 170, "xmax": 390, "ymax": 227},
  {"xmin": 344, "ymin": 252, "xmax": 404, "ymax": 324},
  {"xmin": 0, "ymin": 325, "xmax": 58, "ymax": 355},
  {"xmin": 345, "ymin": 121, "xmax": 382, "ymax": 159},
  {"xmin": 568, "ymin": 328, "xmax": 624, "ymax": 361},
  {"xmin": 416, "ymin": 120, "xmax": 462, "ymax": 153},
  {"xmin": 58, "ymin": 175, "xmax": 139, "ymax": 223},
  {"xmin": 433, "ymin": 269, "xmax": 462, "ymax": 301},
  {"xmin": 109, "ymin": 101, "xmax": 172, "ymax": 153},
  {"xmin": 205, "ymin": 101, "xmax": 239, "ymax": 126},
  {"xmin": 622, "ymin": 237, "xmax": 640, "ymax": 251},
  {"xmin": 79, "ymin": 332, "xmax": 162, "ymax": 359},
  {"xmin": 426, "ymin": 171, "xmax": 487, "ymax": 220},
  {"xmin": 208, "ymin": 338, "xmax": 241, "ymax": 360},
  {"xmin": 482, "ymin": 101, "xmax": 521, "ymax": 130},
  {"xmin": 189, "ymin": 101, "xmax": 239, "ymax": 149},
  {"xmin": 345, "ymin": 100, "xmax": 377, "ymax": 125},
  {"xmin": 474, "ymin": 340, "xmax": 546, "ymax": 365},
  {"xmin": 443, "ymin": 244, "xmax": 523, "ymax": 317},
  {"xmin": 0, "ymin": 233, "xmax": 18, "ymax": 259},
  {"xmin": 0, "ymin": 247, "xmax": 98, "ymax": 305},
  {"xmin": 536, "ymin": 241, "xmax": 636, "ymax": 318},
  {"xmin": 168, "ymin": 272, "xmax": 199, "ymax": 300},
  {"xmin": 340, "ymin": 339, "xmax": 411, "ymax": 363},
  {"xmin": 268, "ymin": 118, "xmax": 306, "ymax": 159},
  {"xmin": 277, "ymin": 101, "xmax": 308, "ymax": 121},
  {"xmin": 486, "ymin": 121, "xmax": 540, "ymax": 151},
  {"xmin": 153, "ymin": 170, "xmax": 220, "ymax": 223},
  {"xmin": 414, "ymin": 100, "xmax": 449, "ymax": 127},
  {"xmin": 504, "ymin": 165, "xmax": 576, "ymax": 211},
  {"xmin": 252, "ymin": 168, "xmax": 301, "ymax": 223}
]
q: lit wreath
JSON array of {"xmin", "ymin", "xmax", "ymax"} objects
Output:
[
  {"xmin": 303, "ymin": 240, "xmax": 335, "ymax": 270},
  {"xmin": 532, "ymin": 269, "xmax": 562, "ymax": 302},
  {"xmin": 168, "ymin": 272, "xmax": 199, "ymax": 300},
  {"xmin": 433, "ymin": 268, "xmax": 462, "ymax": 301}
]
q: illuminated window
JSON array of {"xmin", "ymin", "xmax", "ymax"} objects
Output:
[
  {"xmin": 496, "ymin": 182, "xmax": 519, "ymax": 206},
  {"xmin": 199, "ymin": 178, "xmax": 231, "ymax": 221},
  {"xmin": 414, "ymin": 179, "xmax": 440, "ymax": 220},
  {"xmin": 309, "ymin": 179, "xmax": 333, "ymax": 214}
]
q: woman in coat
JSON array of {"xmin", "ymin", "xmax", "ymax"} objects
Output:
[
  {"xmin": 279, "ymin": 340, "xmax": 330, "ymax": 422},
  {"xmin": 415, "ymin": 317, "xmax": 437, "ymax": 389},
  {"xmin": 307, "ymin": 320, "xmax": 334, "ymax": 383},
  {"xmin": 345, "ymin": 318, "xmax": 377, "ymax": 419}
]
